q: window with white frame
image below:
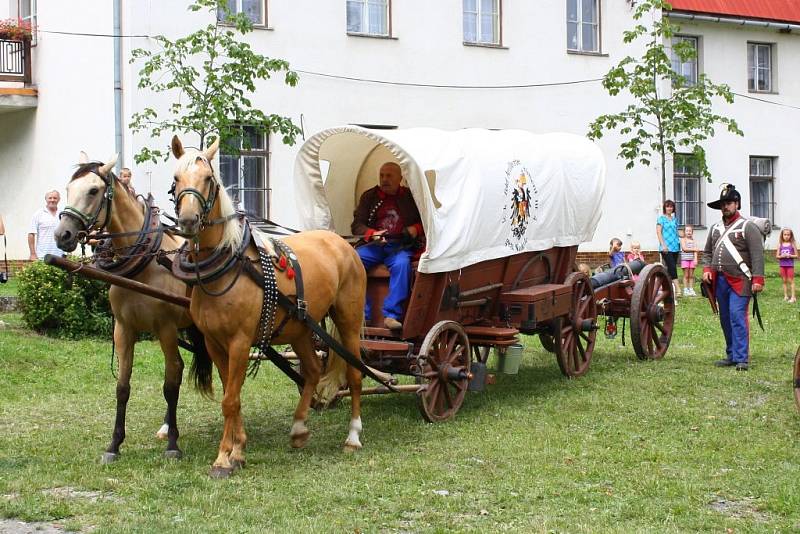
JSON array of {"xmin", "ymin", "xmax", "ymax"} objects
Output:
[
  {"xmin": 748, "ymin": 42, "xmax": 773, "ymax": 92},
  {"xmin": 567, "ymin": 0, "xmax": 599, "ymax": 53},
  {"xmin": 671, "ymin": 35, "xmax": 698, "ymax": 87},
  {"xmin": 463, "ymin": 0, "xmax": 500, "ymax": 45},
  {"xmin": 217, "ymin": 0, "xmax": 266, "ymax": 26},
  {"xmin": 750, "ymin": 156, "xmax": 775, "ymax": 222},
  {"xmin": 220, "ymin": 126, "xmax": 269, "ymax": 219},
  {"xmin": 673, "ymin": 154, "xmax": 703, "ymax": 226},
  {"xmin": 347, "ymin": 0, "xmax": 389, "ymax": 36},
  {"xmin": 17, "ymin": 0, "xmax": 36, "ymax": 44}
]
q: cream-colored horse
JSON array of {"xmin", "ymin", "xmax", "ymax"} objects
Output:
[
  {"xmin": 170, "ymin": 135, "xmax": 366, "ymax": 478},
  {"xmin": 54, "ymin": 153, "xmax": 213, "ymax": 463}
]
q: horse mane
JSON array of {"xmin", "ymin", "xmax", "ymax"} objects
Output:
[{"xmin": 177, "ymin": 149, "xmax": 242, "ymax": 252}]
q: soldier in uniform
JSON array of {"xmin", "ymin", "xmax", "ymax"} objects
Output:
[{"xmin": 702, "ymin": 184, "xmax": 765, "ymax": 371}]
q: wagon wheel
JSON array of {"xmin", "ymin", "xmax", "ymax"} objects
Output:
[
  {"xmin": 793, "ymin": 346, "xmax": 800, "ymax": 412},
  {"xmin": 415, "ymin": 321, "xmax": 472, "ymax": 423},
  {"xmin": 555, "ymin": 272, "xmax": 597, "ymax": 377},
  {"xmin": 630, "ymin": 264, "xmax": 675, "ymax": 360}
]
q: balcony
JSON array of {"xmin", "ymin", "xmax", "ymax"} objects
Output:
[{"xmin": 0, "ymin": 37, "xmax": 36, "ymax": 113}]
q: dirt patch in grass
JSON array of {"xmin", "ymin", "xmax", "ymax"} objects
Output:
[
  {"xmin": 0, "ymin": 518, "xmax": 67, "ymax": 533},
  {"xmin": 708, "ymin": 495, "xmax": 771, "ymax": 522},
  {"xmin": 41, "ymin": 487, "xmax": 117, "ymax": 503}
]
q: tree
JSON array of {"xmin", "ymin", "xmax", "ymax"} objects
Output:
[
  {"xmin": 587, "ymin": 0, "xmax": 743, "ymax": 204},
  {"xmin": 129, "ymin": 0, "xmax": 300, "ymax": 163}
]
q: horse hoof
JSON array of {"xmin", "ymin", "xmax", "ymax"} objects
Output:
[
  {"xmin": 164, "ymin": 449, "xmax": 183, "ymax": 460},
  {"xmin": 343, "ymin": 442, "xmax": 362, "ymax": 454},
  {"xmin": 101, "ymin": 452, "xmax": 119, "ymax": 464},
  {"xmin": 290, "ymin": 431, "xmax": 310, "ymax": 449},
  {"xmin": 155, "ymin": 424, "xmax": 169, "ymax": 440},
  {"xmin": 209, "ymin": 466, "xmax": 234, "ymax": 479}
]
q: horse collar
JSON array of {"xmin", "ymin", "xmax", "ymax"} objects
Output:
[{"xmin": 93, "ymin": 195, "xmax": 163, "ymax": 279}]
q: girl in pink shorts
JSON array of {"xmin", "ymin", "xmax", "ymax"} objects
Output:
[
  {"xmin": 776, "ymin": 228, "xmax": 797, "ymax": 303},
  {"xmin": 680, "ymin": 225, "xmax": 698, "ymax": 296}
]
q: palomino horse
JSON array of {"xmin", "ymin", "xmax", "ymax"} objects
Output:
[
  {"xmin": 54, "ymin": 153, "xmax": 213, "ymax": 463},
  {"xmin": 170, "ymin": 135, "xmax": 366, "ymax": 478}
]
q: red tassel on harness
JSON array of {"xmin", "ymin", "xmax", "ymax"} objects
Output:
[
  {"xmin": 278, "ymin": 255, "xmax": 287, "ymax": 270},
  {"xmin": 286, "ymin": 266, "xmax": 295, "ymax": 280}
]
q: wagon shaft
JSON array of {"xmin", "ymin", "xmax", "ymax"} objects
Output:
[{"xmin": 44, "ymin": 254, "xmax": 191, "ymax": 308}]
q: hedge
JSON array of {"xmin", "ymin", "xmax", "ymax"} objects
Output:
[{"xmin": 17, "ymin": 260, "xmax": 113, "ymax": 339}]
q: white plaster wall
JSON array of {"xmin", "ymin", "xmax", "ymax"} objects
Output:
[
  {"xmin": 2, "ymin": 1, "xmax": 798, "ymax": 259},
  {"xmin": 0, "ymin": 0, "xmax": 115, "ymax": 258}
]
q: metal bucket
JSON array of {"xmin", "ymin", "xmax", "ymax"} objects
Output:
[{"xmin": 497, "ymin": 344, "xmax": 523, "ymax": 375}]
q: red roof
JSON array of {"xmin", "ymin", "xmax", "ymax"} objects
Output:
[{"xmin": 669, "ymin": 0, "xmax": 800, "ymax": 24}]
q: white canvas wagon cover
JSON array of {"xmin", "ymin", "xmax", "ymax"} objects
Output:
[{"xmin": 294, "ymin": 126, "xmax": 606, "ymax": 274}]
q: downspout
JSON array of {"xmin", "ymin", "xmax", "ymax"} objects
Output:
[{"xmin": 113, "ymin": 0, "xmax": 123, "ymax": 170}]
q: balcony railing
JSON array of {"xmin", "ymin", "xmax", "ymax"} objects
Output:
[{"xmin": 0, "ymin": 38, "xmax": 31, "ymax": 85}]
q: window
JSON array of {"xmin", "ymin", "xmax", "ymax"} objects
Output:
[
  {"xmin": 750, "ymin": 156, "xmax": 775, "ymax": 222},
  {"xmin": 17, "ymin": 0, "xmax": 36, "ymax": 44},
  {"xmin": 463, "ymin": 0, "xmax": 500, "ymax": 45},
  {"xmin": 567, "ymin": 0, "xmax": 598, "ymax": 52},
  {"xmin": 220, "ymin": 127, "xmax": 269, "ymax": 219},
  {"xmin": 748, "ymin": 42, "xmax": 772, "ymax": 92},
  {"xmin": 671, "ymin": 36, "xmax": 698, "ymax": 87},
  {"xmin": 347, "ymin": 0, "xmax": 389, "ymax": 36},
  {"xmin": 217, "ymin": 0, "xmax": 266, "ymax": 26},
  {"xmin": 673, "ymin": 154, "xmax": 703, "ymax": 226}
]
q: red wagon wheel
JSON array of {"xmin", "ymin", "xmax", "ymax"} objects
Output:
[
  {"xmin": 415, "ymin": 321, "xmax": 472, "ymax": 422},
  {"xmin": 793, "ymin": 345, "xmax": 800, "ymax": 412},
  {"xmin": 555, "ymin": 272, "xmax": 597, "ymax": 377},
  {"xmin": 630, "ymin": 264, "xmax": 675, "ymax": 360}
]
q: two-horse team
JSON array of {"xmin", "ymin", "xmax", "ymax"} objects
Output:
[{"xmin": 53, "ymin": 126, "xmax": 671, "ymax": 478}]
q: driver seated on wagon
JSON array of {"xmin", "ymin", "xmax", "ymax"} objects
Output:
[{"xmin": 352, "ymin": 162, "xmax": 424, "ymax": 331}]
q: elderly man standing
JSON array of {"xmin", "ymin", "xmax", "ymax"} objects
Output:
[
  {"xmin": 702, "ymin": 184, "xmax": 765, "ymax": 371},
  {"xmin": 28, "ymin": 190, "xmax": 64, "ymax": 260},
  {"xmin": 352, "ymin": 162, "xmax": 423, "ymax": 330}
]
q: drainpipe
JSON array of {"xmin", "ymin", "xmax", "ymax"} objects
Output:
[
  {"xmin": 668, "ymin": 12, "xmax": 800, "ymax": 33},
  {"xmin": 113, "ymin": 0, "xmax": 123, "ymax": 170}
]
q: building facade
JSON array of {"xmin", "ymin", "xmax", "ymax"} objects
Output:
[{"xmin": 0, "ymin": 0, "xmax": 797, "ymax": 261}]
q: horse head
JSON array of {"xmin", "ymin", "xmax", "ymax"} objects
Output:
[
  {"xmin": 55, "ymin": 152, "xmax": 118, "ymax": 252},
  {"xmin": 170, "ymin": 135, "xmax": 222, "ymax": 238}
]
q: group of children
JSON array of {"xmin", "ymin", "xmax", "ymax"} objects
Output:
[{"xmin": 582, "ymin": 226, "xmax": 799, "ymax": 302}]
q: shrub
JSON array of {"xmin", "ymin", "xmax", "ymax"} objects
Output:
[{"xmin": 17, "ymin": 260, "xmax": 113, "ymax": 339}]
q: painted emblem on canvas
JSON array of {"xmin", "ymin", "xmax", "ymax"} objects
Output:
[{"xmin": 502, "ymin": 160, "xmax": 539, "ymax": 251}]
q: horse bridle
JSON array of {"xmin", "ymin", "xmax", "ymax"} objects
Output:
[
  {"xmin": 169, "ymin": 163, "xmax": 237, "ymax": 235},
  {"xmin": 60, "ymin": 166, "xmax": 116, "ymax": 241}
]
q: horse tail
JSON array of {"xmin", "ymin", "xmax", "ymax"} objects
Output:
[
  {"xmin": 186, "ymin": 324, "xmax": 214, "ymax": 399},
  {"xmin": 314, "ymin": 320, "xmax": 349, "ymax": 406}
]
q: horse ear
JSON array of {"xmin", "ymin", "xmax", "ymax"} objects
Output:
[
  {"xmin": 171, "ymin": 135, "xmax": 185, "ymax": 159},
  {"xmin": 98, "ymin": 153, "xmax": 119, "ymax": 177},
  {"xmin": 79, "ymin": 151, "xmax": 89, "ymax": 164},
  {"xmin": 204, "ymin": 137, "xmax": 220, "ymax": 161}
]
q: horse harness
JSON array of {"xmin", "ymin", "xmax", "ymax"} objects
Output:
[
  {"xmin": 170, "ymin": 220, "xmax": 397, "ymax": 392},
  {"xmin": 93, "ymin": 195, "xmax": 166, "ymax": 279}
]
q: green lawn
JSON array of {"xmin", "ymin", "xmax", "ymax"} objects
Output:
[
  {"xmin": 0, "ymin": 277, "xmax": 18, "ymax": 297},
  {"xmin": 0, "ymin": 260, "xmax": 798, "ymax": 533}
]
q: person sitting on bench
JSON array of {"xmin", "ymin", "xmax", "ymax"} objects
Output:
[{"xmin": 352, "ymin": 162, "xmax": 424, "ymax": 330}]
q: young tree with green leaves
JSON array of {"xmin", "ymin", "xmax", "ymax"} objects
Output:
[
  {"xmin": 129, "ymin": 0, "xmax": 300, "ymax": 163},
  {"xmin": 587, "ymin": 0, "xmax": 743, "ymax": 204}
]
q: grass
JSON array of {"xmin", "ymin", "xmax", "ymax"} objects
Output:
[
  {"xmin": 0, "ymin": 277, "xmax": 18, "ymax": 297},
  {"xmin": 1, "ymin": 259, "xmax": 799, "ymax": 533}
]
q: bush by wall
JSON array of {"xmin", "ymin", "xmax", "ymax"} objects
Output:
[{"xmin": 17, "ymin": 260, "xmax": 112, "ymax": 339}]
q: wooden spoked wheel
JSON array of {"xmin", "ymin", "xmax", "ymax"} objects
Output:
[
  {"xmin": 793, "ymin": 345, "xmax": 800, "ymax": 412},
  {"xmin": 416, "ymin": 321, "xmax": 472, "ymax": 423},
  {"xmin": 555, "ymin": 272, "xmax": 597, "ymax": 377},
  {"xmin": 630, "ymin": 264, "xmax": 675, "ymax": 360}
]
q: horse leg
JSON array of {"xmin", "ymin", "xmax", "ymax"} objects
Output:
[
  {"xmin": 208, "ymin": 335, "xmax": 249, "ymax": 478},
  {"xmin": 331, "ymin": 311, "xmax": 365, "ymax": 453},
  {"xmin": 157, "ymin": 327, "xmax": 185, "ymax": 459},
  {"xmin": 290, "ymin": 334, "xmax": 321, "ymax": 449},
  {"xmin": 102, "ymin": 321, "xmax": 136, "ymax": 464}
]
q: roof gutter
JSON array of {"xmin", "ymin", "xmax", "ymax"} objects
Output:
[{"xmin": 668, "ymin": 11, "xmax": 800, "ymax": 32}]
